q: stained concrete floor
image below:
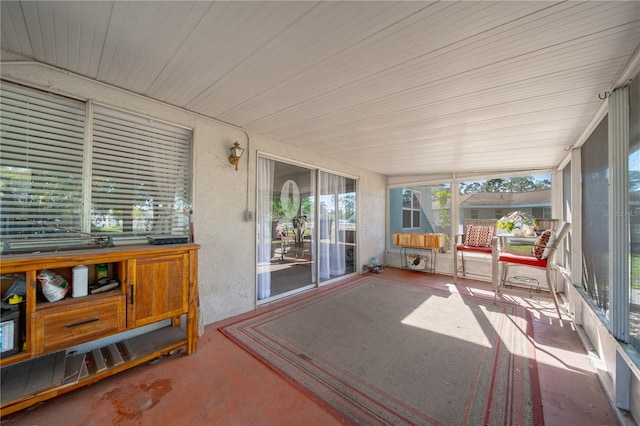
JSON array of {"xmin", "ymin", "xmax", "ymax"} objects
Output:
[{"xmin": 1, "ymin": 268, "xmax": 623, "ymax": 426}]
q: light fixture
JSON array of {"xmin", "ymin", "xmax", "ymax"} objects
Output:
[{"xmin": 228, "ymin": 141, "xmax": 245, "ymax": 170}]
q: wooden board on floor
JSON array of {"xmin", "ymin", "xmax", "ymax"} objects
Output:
[
  {"xmin": 1, "ymin": 351, "xmax": 66, "ymax": 404},
  {"xmin": 63, "ymin": 353, "xmax": 86, "ymax": 385}
]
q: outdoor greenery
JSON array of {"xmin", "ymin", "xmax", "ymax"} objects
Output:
[
  {"xmin": 460, "ymin": 176, "xmax": 551, "ymax": 194},
  {"xmin": 433, "ymin": 187, "xmax": 451, "ymax": 249},
  {"xmin": 496, "ymin": 211, "xmax": 537, "ymax": 233},
  {"xmin": 633, "ymin": 253, "xmax": 640, "ymax": 290}
]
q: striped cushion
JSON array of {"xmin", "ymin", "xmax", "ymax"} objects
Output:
[
  {"xmin": 532, "ymin": 230, "xmax": 556, "ymax": 259},
  {"xmin": 464, "ymin": 225, "xmax": 494, "ymax": 247}
]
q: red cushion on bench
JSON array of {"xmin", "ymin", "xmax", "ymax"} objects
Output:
[
  {"xmin": 456, "ymin": 244, "xmax": 492, "ymax": 254},
  {"xmin": 498, "ymin": 252, "xmax": 548, "ymax": 267}
]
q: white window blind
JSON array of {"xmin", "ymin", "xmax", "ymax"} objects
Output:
[
  {"xmin": 0, "ymin": 82, "xmax": 193, "ymax": 252},
  {"xmin": 0, "ymin": 82, "xmax": 86, "ymax": 240},
  {"xmin": 91, "ymin": 104, "xmax": 192, "ymax": 238}
]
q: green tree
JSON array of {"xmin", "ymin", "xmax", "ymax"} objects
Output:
[
  {"xmin": 433, "ymin": 187, "xmax": 451, "ymax": 250},
  {"xmin": 461, "ymin": 176, "xmax": 551, "ymax": 194},
  {"xmin": 341, "ymin": 193, "xmax": 356, "ymax": 219}
]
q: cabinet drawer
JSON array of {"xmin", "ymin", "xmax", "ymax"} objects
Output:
[{"xmin": 31, "ymin": 294, "xmax": 126, "ymax": 354}]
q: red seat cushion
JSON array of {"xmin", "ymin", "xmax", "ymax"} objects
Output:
[
  {"xmin": 498, "ymin": 252, "xmax": 548, "ymax": 267},
  {"xmin": 457, "ymin": 244, "xmax": 492, "ymax": 254}
]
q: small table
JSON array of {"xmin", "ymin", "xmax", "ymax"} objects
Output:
[
  {"xmin": 392, "ymin": 233, "xmax": 445, "ymax": 274},
  {"xmin": 506, "ymin": 275, "xmax": 541, "ymax": 296},
  {"xmin": 493, "ymin": 234, "xmax": 541, "ymax": 297},
  {"xmin": 400, "ymin": 246, "xmax": 437, "ymax": 273}
]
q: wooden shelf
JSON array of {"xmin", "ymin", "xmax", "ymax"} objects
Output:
[
  {"xmin": 0, "ymin": 243, "xmax": 199, "ymax": 415},
  {"xmin": 1, "ymin": 326, "xmax": 188, "ymax": 416}
]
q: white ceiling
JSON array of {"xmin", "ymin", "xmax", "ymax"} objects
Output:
[{"xmin": 2, "ymin": 1, "xmax": 639, "ymax": 177}]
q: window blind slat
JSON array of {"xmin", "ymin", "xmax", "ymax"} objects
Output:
[
  {"xmin": 1, "ymin": 82, "xmax": 85, "ymax": 243},
  {"xmin": 92, "ymin": 104, "xmax": 192, "ymax": 237},
  {"xmin": 0, "ymin": 82, "xmax": 193, "ymax": 247}
]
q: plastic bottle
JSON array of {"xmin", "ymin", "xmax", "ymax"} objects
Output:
[{"xmin": 72, "ymin": 265, "xmax": 88, "ymax": 297}]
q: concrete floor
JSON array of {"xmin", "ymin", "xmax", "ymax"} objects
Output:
[{"xmin": 1, "ymin": 269, "xmax": 622, "ymax": 426}]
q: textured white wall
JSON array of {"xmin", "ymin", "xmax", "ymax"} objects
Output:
[{"xmin": 1, "ymin": 60, "xmax": 387, "ymax": 324}]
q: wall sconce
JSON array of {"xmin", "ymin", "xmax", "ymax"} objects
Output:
[{"xmin": 228, "ymin": 141, "xmax": 245, "ymax": 171}]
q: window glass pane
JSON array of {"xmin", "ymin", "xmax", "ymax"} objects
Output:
[
  {"xmin": 412, "ymin": 192, "xmax": 420, "ymax": 209},
  {"xmin": 92, "ymin": 105, "xmax": 192, "ymax": 237},
  {"xmin": 257, "ymin": 159, "xmax": 315, "ymax": 301},
  {"xmin": 412, "ymin": 210, "xmax": 420, "ymax": 228},
  {"xmin": 561, "ymin": 162, "xmax": 572, "ymax": 271},
  {"xmin": 402, "ymin": 209, "xmax": 411, "ymax": 228},
  {"xmin": 256, "ymin": 159, "xmax": 356, "ymax": 302},
  {"xmin": 581, "ymin": 117, "xmax": 609, "ymax": 317},
  {"xmin": 319, "ymin": 172, "xmax": 356, "ymax": 282},
  {"xmin": 402, "ymin": 189, "xmax": 412, "ymax": 208},
  {"xmin": 0, "ymin": 82, "xmax": 86, "ymax": 247},
  {"xmin": 629, "ymin": 75, "xmax": 640, "ymax": 351}
]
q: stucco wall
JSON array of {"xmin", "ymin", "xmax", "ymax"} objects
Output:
[{"xmin": 0, "ymin": 59, "xmax": 388, "ymax": 325}]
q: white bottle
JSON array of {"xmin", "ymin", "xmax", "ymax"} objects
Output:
[{"xmin": 72, "ymin": 265, "xmax": 89, "ymax": 297}]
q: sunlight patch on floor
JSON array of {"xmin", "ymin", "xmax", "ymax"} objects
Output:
[{"xmin": 400, "ymin": 294, "xmax": 493, "ymax": 348}]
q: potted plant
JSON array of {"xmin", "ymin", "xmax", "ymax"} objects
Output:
[
  {"xmin": 497, "ymin": 211, "xmax": 537, "ymax": 236},
  {"xmin": 292, "ymin": 214, "xmax": 308, "ymax": 242}
]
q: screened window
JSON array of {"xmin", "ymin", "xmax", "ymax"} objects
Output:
[
  {"xmin": 389, "ymin": 184, "xmax": 451, "ymax": 250},
  {"xmin": 629, "ymin": 76, "xmax": 640, "ymax": 351},
  {"xmin": 581, "ymin": 118, "xmax": 610, "ymax": 317},
  {"xmin": 0, "ymin": 82, "xmax": 192, "ymax": 252},
  {"xmin": 459, "ymin": 175, "xmax": 552, "ymax": 227}
]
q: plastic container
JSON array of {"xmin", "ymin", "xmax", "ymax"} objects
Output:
[
  {"xmin": 72, "ymin": 265, "xmax": 89, "ymax": 298},
  {"xmin": 1, "ymin": 304, "xmax": 22, "ymax": 358}
]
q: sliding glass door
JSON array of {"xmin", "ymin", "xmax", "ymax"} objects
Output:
[
  {"xmin": 257, "ymin": 158, "xmax": 356, "ymax": 302},
  {"xmin": 318, "ymin": 171, "xmax": 357, "ymax": 282}
]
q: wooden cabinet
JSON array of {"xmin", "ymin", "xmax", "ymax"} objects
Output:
[
  {"xmin": 127, "ymin": 253, "xmax": 188, "ymax": 328},
  {"xmin": 0, "ymin": 243, "xmax": 199, "ymax": 415}
]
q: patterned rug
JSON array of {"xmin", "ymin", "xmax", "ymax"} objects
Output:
[{"xmin": 221, "ymin": 276, "xmax": 543, "ymax": 425}]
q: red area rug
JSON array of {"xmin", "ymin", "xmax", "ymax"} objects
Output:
[{"xmin": 221, "ymin": 277, "xmax": 543, "ymax": 425}]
